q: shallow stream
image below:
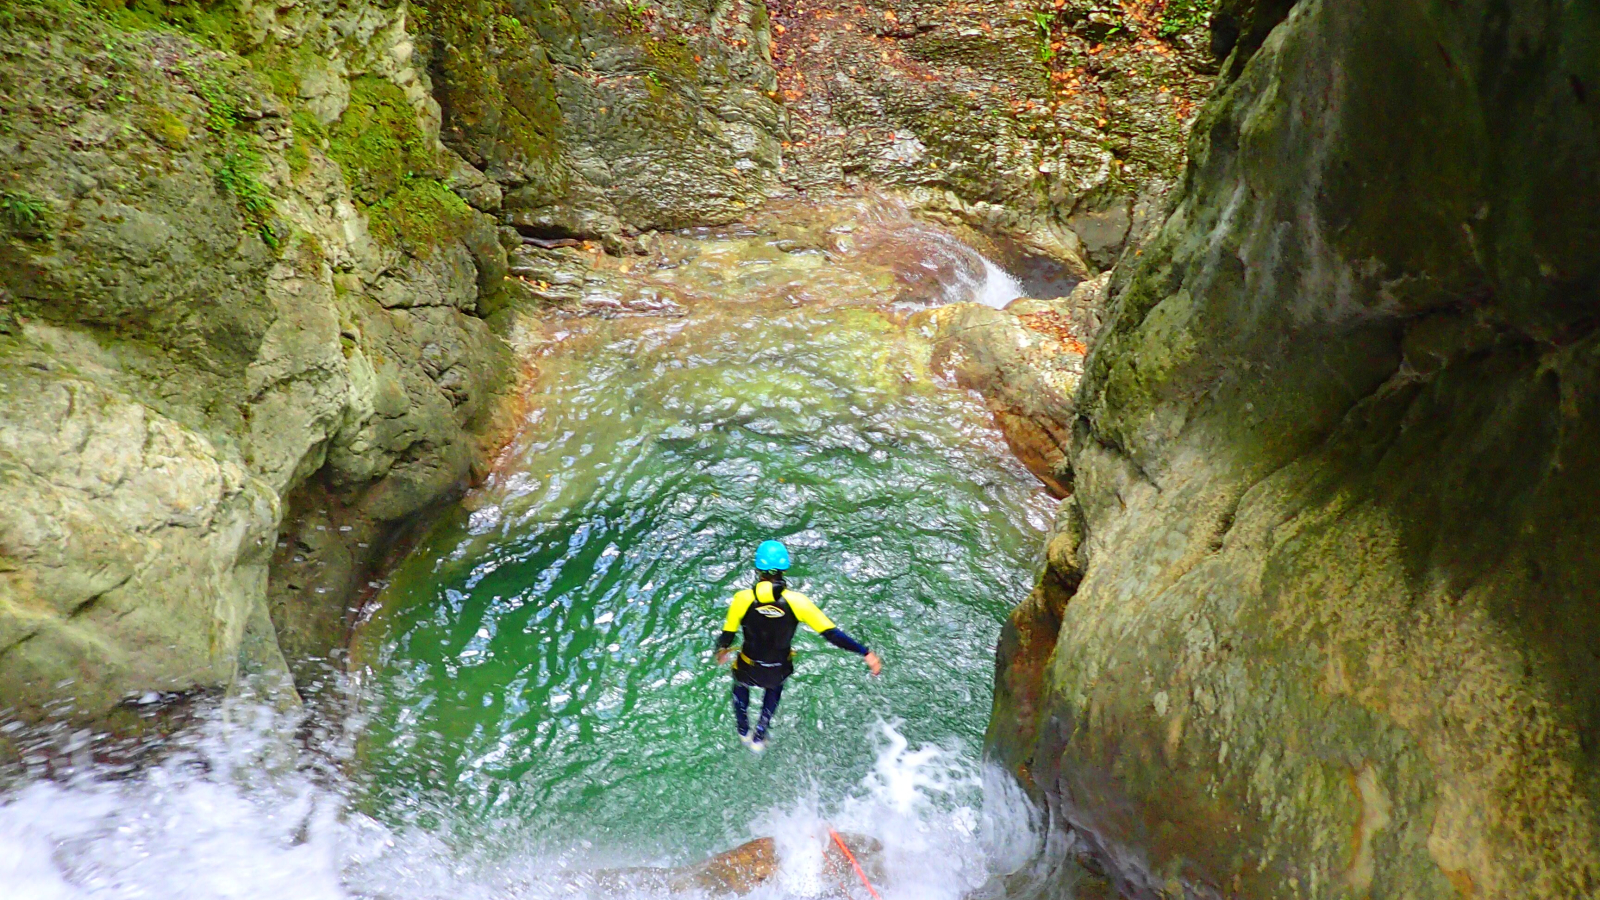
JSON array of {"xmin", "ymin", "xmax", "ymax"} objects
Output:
[{"xmin": 3, "ymin": 199, "xmax": 1062, "ymax": 900}]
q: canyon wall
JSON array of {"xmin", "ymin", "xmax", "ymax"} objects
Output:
[
  {"xmin": 772, "ymin": 0, "xmax": 1213, "ymax": 270},
  {"xmin": 987, "ymin": 0, "xmax": 1600, "ymax": 897}
]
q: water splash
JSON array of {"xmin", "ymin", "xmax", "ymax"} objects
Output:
[
  {"xmin": 753, "ymin": 723, "xmax": 1045, "ymax": 900},
  {"xmin": 0, "ymin": 712, "xmax": 1042, "ymax": 900},
  {"xmin": 976, "ymin": 258, "xmax": 1026, "ymax": 309}
]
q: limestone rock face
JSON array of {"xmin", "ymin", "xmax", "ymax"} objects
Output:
[
  {"xmin": 770, "ymin": 0, "xmax": 1214, "ymax": 269},
  {"xmin": 0, "ymin": 351, "xmax": 280, "ymax": 723},
  {"xmin": 988, "ymin": 1, "xmax": 1600, "ymax": 897},
  {"xmin": 0, "ymin": 1, "xmax": 514, "ymax": 725},
  {"xmin": 920, "ymin": 277, "xmax": 1105, "ymax": 496},
  {"xmin": 415, "ymin": 0, "xmax": 786, "ymax": 238}
]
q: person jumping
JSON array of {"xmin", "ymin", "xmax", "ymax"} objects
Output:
[{"xmin": 714, "ymin": 540, "xmax": 882, "ymax": 753}]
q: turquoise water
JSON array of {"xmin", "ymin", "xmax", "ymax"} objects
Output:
[
  {"xmin": 353, "ymin": 274, "xmax": 1055, "ymax": 869},
  {"xmin": 0, "ymin": 212, "xmax": 1057, "ymax": 900}
]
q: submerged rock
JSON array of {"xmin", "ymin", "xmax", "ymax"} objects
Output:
[
  {"xmin": 989, "ymin": 0, "xmax": 1600, "ymax": 897},
  {"xmin": 591, "ymin": 832, "xmax": 886, "ymax": 897}
]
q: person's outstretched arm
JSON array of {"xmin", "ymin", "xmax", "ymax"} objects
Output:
[{"xmin": 788, "ymin": 593, "xmax": 883, "ymax": 676}]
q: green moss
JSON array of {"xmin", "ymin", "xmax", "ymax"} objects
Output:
[
  {"xmin": 89, "ymin": 0, "xmax": 246, "ymax": 50},
  {"xmin": 1159, "ymin": 0, "xmax": 1214, "ymax": 38},
  {"xmin": 366, "ymin": 178, "xmax": 475, "ymax": 256},
  {"xmin": 643, "ymin": 32, "xmax": 697, "ymax": 83},
  {"xmin": 185, "ymin": 64, "xmax": 243, "ymax": 134},
  {"xmin": 245, "ymin": 40, "xmax": 324, "ymax": 100},
  {"xmin": 320, "ymin": 76, "xmax": 477, "ymax": 255},
  {"xmin": 327, "ymin": 77, "xmax": 439, "ymax": 204},
  {"xmin": 412, "ymin": 0, "xmax": 565, "ymax": 186},
  {"xmin": 139, "ymin": 106, "xmax": 192, "ymax": 147},
  {"xmin": 216, "ymin": 146, "xmax": 281, "ymax": 247},
  {"xmin": 286, "ymin": 109, "xmax": 325, "ymax": 173},
  {"xmin": 180, "ymin": 60, "xmax": 282, "ymax": 246},
  {"xmin": 495, "ymin": 13, "xmax": 529, "ymax": 44},
  {"xmin": 294, "ymin": 229, "xmax": 325, "ymax": 261},
  {"xmin": 611, "ymin": 0, "xmax": 647, "ymax": 33},
  {"xmin": 0, "ymin": 191, "xmax": 52, "ymax": 240}
]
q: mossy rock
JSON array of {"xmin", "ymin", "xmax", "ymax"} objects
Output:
[
  {"xmin": 328, "ymin": 77, "xmax": 441, "ymax": 205},
  {"xmin": 0, "ymin": 0, "xmax": 521, "ymax": 721},
  {"xmin": 86, "ymin": 0, "xmax": 248, "ymax": 51},
  {"xmin": 992, "ymin": 0, "xmax": 1600, "ymax": 896},
  {"xmin": 367, "ymin": 178, "xmax": 480, "ymax": 256}
]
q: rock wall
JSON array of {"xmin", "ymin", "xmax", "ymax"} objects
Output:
[
  {"xmin": 0, "ymin": 0, "xmax": 790, "ymax": 734},
  {"xmin": 0, "ymin": 0, "xmax": 513, "ymax": 731},
  {"xmin": 987, "ymin": 0, "xmax": 1600, "ymax": 897},
  {"xmin": 414, "ymin": 0, "xmax": 786, "ymax": 240},
  {"xmin": 919, "ymin": 274, "xmax": 1105, "ymax": 496},
  {"xmin": 771, "ymin": 0, "xmax": 1214, "ymax": 271}
]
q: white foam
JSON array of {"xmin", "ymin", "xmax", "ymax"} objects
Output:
[
  {"xmin": 467, "ymin": 505, "xmax": 504, "ymax": 535},
  {"xmin": 748, "ymin": 722, "xmax": 1043, "ymax": 900},
  {"xmin": 975, "ymin": 258, "xmax": 1025, "ymax": 309},
  {"xmin": 0, "ymin": 715, "xmax": 1043, "ymax": 900}
]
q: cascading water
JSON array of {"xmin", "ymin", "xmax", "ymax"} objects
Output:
[
  {"xmin": 976, "ymin": 258, "xmax": 1026, "ymax": 309},
  {"xmin": 1, "ymin": 199, "xmax": 1061, "ymax": 900}
]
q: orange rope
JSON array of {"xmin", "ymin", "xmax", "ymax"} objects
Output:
[{"xmin": 828, "ymin": 826, "xmax": 883, "ymax": 900}]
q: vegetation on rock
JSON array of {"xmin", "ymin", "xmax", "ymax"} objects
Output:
[
  {"xmin": 0, "ymin": 0, "xmax": 515, "ymax": 733},
  {"xmin": 0, "ymin": 191, "xmax": 51, "ymax": 240},
  {"xmin": 988, "ymin": 0, "xmax": 1600, "ymax": 896},
  {"xmin": 368, "ymin": 178, "xmax": 480, "ymax": 255}
]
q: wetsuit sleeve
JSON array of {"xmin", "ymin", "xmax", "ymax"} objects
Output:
[
  {"xmin": 820, "ymin": 628, "xmax": 870, "ymax": 656},
  {"xmin": 717, "ymin": 590, "xmax": 754, "ymax": 648}
]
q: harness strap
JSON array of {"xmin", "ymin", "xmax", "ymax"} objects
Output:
[{"xmin": 738, "ymin": 652, "xmax": 788, "ymax": 668}]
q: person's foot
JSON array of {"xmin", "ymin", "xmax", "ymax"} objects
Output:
[
  {"xmin": 749, "ymin": 736, "xmax": 766, "ymax": 754},
  {"xmin": 739, "ymin": 731, "xmax": 754, "ymax": 748}
]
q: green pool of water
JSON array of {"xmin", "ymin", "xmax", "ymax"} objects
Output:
[{"xmin": 352, "ymin": 232, "xmax": 1054, "ymax": 868}]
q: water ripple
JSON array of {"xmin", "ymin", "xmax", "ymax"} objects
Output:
[{"xmin": 354, "ymin": 234, "xmax": 1055, "ymax": 865}]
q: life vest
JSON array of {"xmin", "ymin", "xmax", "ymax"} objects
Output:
[{"xmin": 738, "ymin": 580, "xmax": 799, "ymax": 667}]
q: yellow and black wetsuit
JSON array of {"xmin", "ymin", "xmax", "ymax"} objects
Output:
[{"xmin": 716, "ymin": 579, "xmax": 870, "ymax": 740}]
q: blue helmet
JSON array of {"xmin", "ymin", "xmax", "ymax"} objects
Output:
[{"xmin": 754, "ymin": 540, "xmax": 791, "ymax": 571}]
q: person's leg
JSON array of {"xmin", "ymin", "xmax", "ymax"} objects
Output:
[
  {"xmin": 732, "ymin": 683, "xmax": 751, "ymax": 737},
  {"xmin": 755, "ymin": 682, "xmax": 784, "ymax": 740}
]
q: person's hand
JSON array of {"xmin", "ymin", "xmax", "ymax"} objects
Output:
[
  {"xmin": 864, "ymin": 651, "xmax": 882, "ymax": 677},
  {"xmin": 715, "ymin": 648, "xmax": 735, "ymax": 665}
]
